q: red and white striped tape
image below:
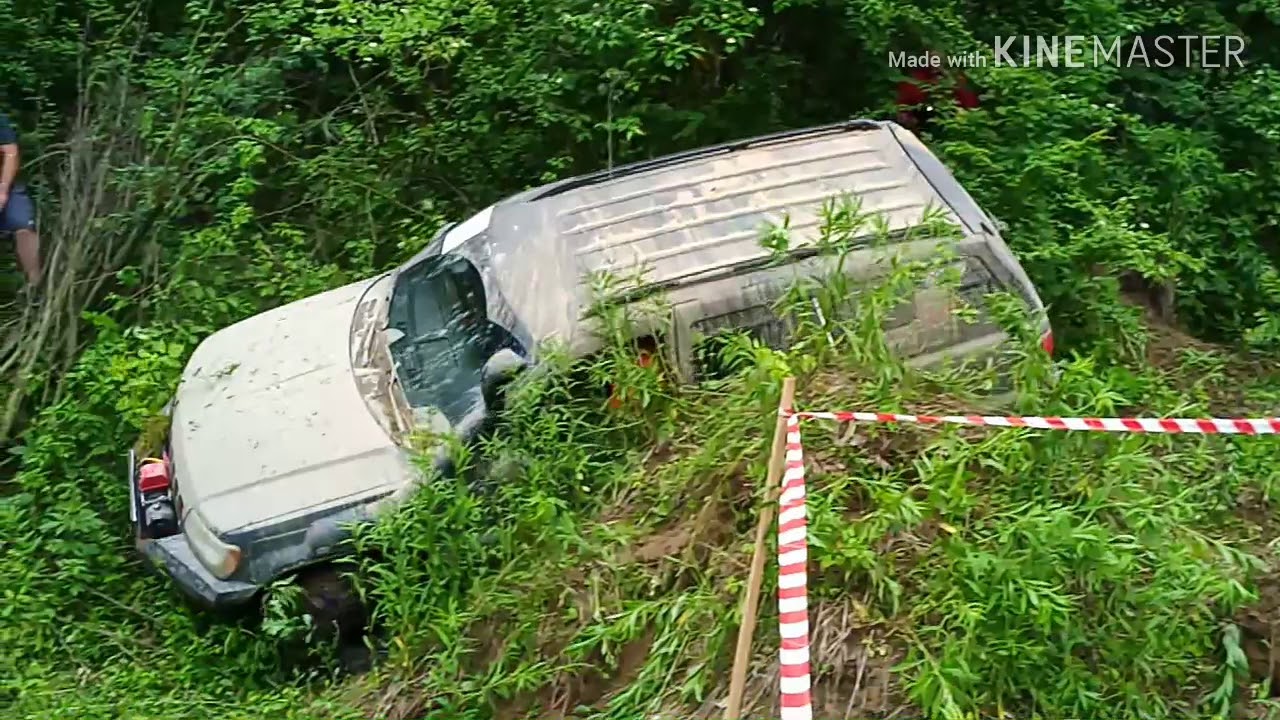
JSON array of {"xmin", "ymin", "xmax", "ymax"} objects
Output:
[
  {"xmin": 778, "ymin": 412, "xmax": 811, "ymax": 720},
  {"xmin": 772, "ymin": 408, "xmax": 1280, "ymax": 720},
  {"xmin": 788, "ymin": 410, "xmax": 1280, "ymax": 434}
]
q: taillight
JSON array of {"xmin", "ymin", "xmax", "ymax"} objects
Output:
[
  {"xmin": 137, "ymin": 457, "xmax": 178, "ymax": 539},
  {"xmin": 138, "ymin": 458, "xmax": 171, "ymax": 493},
  {"xmin": 607, "ymin": 349, "xmax": 656, "ymax": 409},
  {"xmin": 1040, "ymin": 330, "xmax": 1054, "ymax": 356}
]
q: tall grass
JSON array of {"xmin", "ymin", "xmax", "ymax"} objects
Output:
[
  {"xmin": 6, "ymin": 201, "xmax": 1280, "ymax": 719},
  {"xmin": 317, "ymin": 202, "xmax": 1280, "ymax": 719}
]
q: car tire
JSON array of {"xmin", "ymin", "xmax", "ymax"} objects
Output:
[{"xmin": 297, "ymin": 564, "xmax": 366, "ymax": 645}]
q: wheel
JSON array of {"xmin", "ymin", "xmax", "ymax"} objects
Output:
[{"xmin": 296, "ymin": 564, "xmax": 367, "ymax": 647}]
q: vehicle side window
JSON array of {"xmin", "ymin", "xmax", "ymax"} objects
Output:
[
  {"xmin": 958, "ymin": 256, "xmax": 1000, "ymax": 301},
  {"xmin": 916, "ymin": 256, "xmax": 1005, "ymax": 352}
]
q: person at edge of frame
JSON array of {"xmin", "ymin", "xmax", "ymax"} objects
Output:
[{"xmin": 0, "ymin": 110, "xmax": 42, "ymax": 300}]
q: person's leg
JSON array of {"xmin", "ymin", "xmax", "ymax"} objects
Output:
[
  {"xmin": 15, "ymin": 228, "xmax": 40, "ymax": 287},
  {"xmin": 3, "ymin": 187, "xmax": 40, "ymax": 287}
]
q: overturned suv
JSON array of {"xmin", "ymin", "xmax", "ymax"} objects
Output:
[{"xmin": 130, "ymin": 119, "xmax": 1051, "ymax": 608}]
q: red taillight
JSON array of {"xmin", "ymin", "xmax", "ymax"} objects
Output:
[
  {"xmin": 138, "ymin": 460, "xmax": 171, "ymax": 493},
  {"xmin": 607, "ymin": 350, "xmax": 656, "ymax": 409},
  {"xmin": 1040, "ymin": 330, "xmax": 1054, "ymax": 356}
]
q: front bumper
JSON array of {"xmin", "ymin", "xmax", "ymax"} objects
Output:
[
  {"xmin": 130, "ymin": 417, "xmax": 444, "ymax": 609},
  {"xmin": 138, "ymin": 533, "xmax": 259, "ymax": 609},
  {"xmin": 135, "ymin": 490, "xmax": 398, "ymax": 610}
]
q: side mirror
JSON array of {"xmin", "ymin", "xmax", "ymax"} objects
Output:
[{"xmin": 480, "ymin": 349, "xmax": 529, "ymax": 410}]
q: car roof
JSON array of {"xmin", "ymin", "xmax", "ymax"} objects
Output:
[
  {"xmin": 508, "ymin": 119, "xmax": 890, "ymax": 203},
  {"xmin": 501, "ymin": 119, "xmax": 979, "ymax": 283},
  {"xmin": 442, "ymin": 119, "xmax": 991, "ymax": 348}
]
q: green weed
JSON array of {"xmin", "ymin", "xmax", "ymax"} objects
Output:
[{"xmin": 8, "ymin": 0, "xmax": 1280, "ymax": 716}]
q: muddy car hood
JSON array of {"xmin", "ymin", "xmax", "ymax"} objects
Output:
[{"xmin": 169, "ymin": 277, "xmax": 414, "ymax": 536}]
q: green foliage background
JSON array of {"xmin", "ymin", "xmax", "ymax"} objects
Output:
[{"xmin": 3, "ymin": 0, "xmax": 1280, "ymax": 718}]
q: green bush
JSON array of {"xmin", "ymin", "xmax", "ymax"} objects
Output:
[{"xmin": 5, "ymin": 0, "xmax": 1280, "ymax": 718}]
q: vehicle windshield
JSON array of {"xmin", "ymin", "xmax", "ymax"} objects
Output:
[{"xmin": 385, "ymin": 253, "xmax": 515, "ymax": 425}]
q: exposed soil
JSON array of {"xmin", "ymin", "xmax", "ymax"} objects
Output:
[
  {"xmin": 1239, "ymin": 573, "xmax": 1280, "ymax": 699},
  {"xmin": 355, "ymin": 677, "xmax": 429, "ymax": 720},
  {"xmin": 488, "ymin": 481, "xmax": 741, "ymax": 720},
  {"xmin": 1145, "ymin": 321, "xmax": 1217, "ymax": 369},
  {"xmin": 296, "ymin": 563, "xmax": 372, "ymax": 673},
  {"xmin": 532, "ymin": 630, "xmax": 657, "ymax": 719},
  {"xmin": 618, "ymin": 520, "xmax": 694, "ymax": 564},
  {"xmin": 802, "ymin": 601, "xmax": 904, "ymax": 719}
]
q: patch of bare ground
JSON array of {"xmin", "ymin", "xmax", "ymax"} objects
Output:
[
  {"xmin": 490, "ymin": 629, "xmax": 656, "ymax": 720},
  {"xmin": 1144, "ymin": 320, "xmax": 1219, "ymax": 371},
  {"xmin": 1137, "ymin": 302, "xmax": 1278, "ymax": 413},
  {"xmin": 1237, "ymin": 572, "xmax": 1280, "ymax": 716},
  {"xmin": 490, "ymin": 473, "xmax": 744, "ymax": 719},
  {"xmin": 1233, "ymin": 479, "xmax": 1280, "ymax": 713}
]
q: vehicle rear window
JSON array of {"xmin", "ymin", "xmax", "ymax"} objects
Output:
[{"xmin": 915, "ymin": 255, "xmax": 1008, "ymax": 354}]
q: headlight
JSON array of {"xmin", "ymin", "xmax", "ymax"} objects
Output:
[{"xmin": 183, "ymin": 509, "xmax": 242, "ymax": 579}]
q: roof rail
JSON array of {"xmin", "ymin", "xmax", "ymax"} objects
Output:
[{"xmin": 530, "ymin": 119, "xmax": 885, "ymax": 201}]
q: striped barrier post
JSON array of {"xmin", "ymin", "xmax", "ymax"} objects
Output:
[{"xmin": 778, "ymin": 412, "xmax": 811, "ymax": 720}]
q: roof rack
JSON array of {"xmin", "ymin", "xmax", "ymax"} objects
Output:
[{"xmin": 530, "ymin": 119, "xmax": 886, "ymax": 201}]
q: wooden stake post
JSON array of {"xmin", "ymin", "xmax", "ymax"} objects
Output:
[{"xmin": 724, "ymin": 376, "xmax": 796, "ymax": 720}]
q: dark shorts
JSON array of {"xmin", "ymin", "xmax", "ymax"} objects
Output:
[{"xmin": 1, "ymin": 185, "xmax": 36, "ymax": 233}]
